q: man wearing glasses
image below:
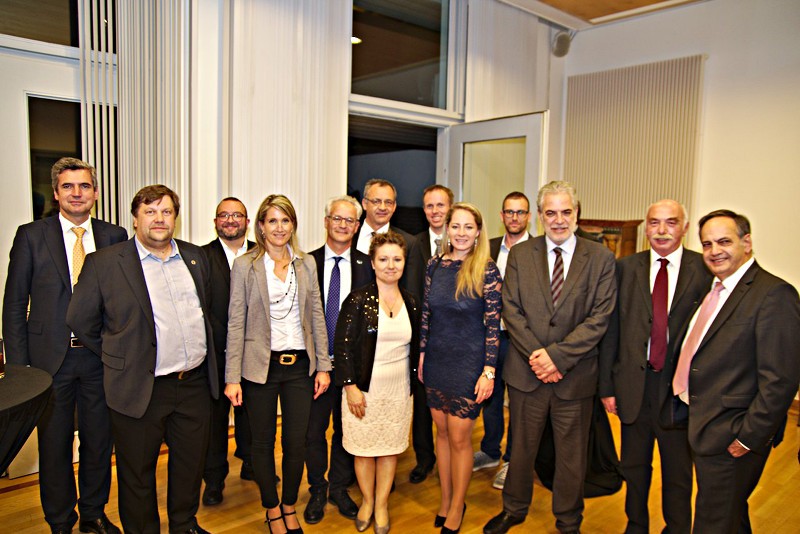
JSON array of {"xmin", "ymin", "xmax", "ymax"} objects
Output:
[
  {"xmin": 473, "ymin": 192, "xmax": 532, "ymax": 489},
  {"xmin": 200, "ymin": 197, "xmax": 255, "ymax": 506},
  {"xmin": 304, "ymin": 195, "xmax": 374, "ymax": 523}
]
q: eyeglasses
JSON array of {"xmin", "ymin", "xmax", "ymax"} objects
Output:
[
  {"xmin": 364, "ymin": 198, "xmax": 396, "ymax": 208},
  {"xmin": 216, "ymin": 212, "xmax": 246, "ymax": 221},
  {"xmin": 503, "ymin": 209, "xmax": 529, "ymax": 217},
  {"xmin": 327, "ymin": 215, "xmax": 357, "ymax": 226}
]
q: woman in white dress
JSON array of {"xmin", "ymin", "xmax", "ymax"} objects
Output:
[{"xmin": 334, "ymin": 231, "xmax": 421, "ymax": 534}]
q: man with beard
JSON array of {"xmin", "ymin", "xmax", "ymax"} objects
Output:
[
  {"xmin": 201, "ymin": 197, "xmax": 256, "ymax": 506},
  {"xmin": 473, "ymin": 192, "xmax": 532, "ymax": 490}
]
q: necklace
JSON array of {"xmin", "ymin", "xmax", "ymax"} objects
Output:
[
  {"xmin": 380, "ymin": 291, "xmax": 402, "ymax": 318},
  {"xmin": 270, "ymin": 263, "xmax": 297, "ymax": 306}
]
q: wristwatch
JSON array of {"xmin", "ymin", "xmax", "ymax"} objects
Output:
[{"xmin": 482, "ymin": 369, "xmax": 495, "ymax": 381}]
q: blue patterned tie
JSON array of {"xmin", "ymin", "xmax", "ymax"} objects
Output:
[{"xmin": 326, "ymin": 256, "xmax": 342, "ymax": 356}]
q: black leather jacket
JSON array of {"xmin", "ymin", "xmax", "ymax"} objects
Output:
[{"xmin": 333, "ymin": 282, "xmax": 420, "ymax": 393}]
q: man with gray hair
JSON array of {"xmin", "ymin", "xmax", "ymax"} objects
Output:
[
  {"xmin": 304, "ymin": 195, "xmax": 374, "ymax": 523},
  {"xmin": 484, "ymin": 181, "xmax": 617, "ymax": 534}
]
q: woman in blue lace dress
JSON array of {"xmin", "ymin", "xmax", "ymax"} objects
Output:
[{"xmin": 419, "ymin": 203, "xmax": 502, "ymax": 534}]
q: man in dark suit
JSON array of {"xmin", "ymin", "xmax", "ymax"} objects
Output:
[
  {"xmin": 599, "ymin": 199, "xmax": 711, "ymax": 533},
  {"xmin": 415, "ymin": 184, "xmax": 453, "ymax": 264},
  {"xmin": 484, "ymin": 181, "xmax": 617, "ymax": 534},
  {"xmin": 67, "ymin": 185, "xmax": 217, "ymax": 534},
  {"xmin": 672, "ymin": 210, "xmax": 800, "ymax": 534},
  {"xmin": 352, "ymin": 178, "xmax": 432, "ymax": 482},
  {"xmin": 200, "ymin": 197, "xmax": 255, "ymax": 506},
  {"xmin": 474, "ymin": 192, "xmax": 532, "ymax": 489},
  {"xmin": 3, "ymin": 157, "xmax": 126, "ymax": 534},
  {"xmin": 303, "ymin": 195, "xmax": 374, "ymax": 524}
]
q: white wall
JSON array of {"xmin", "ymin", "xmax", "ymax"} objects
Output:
[{"xmin": 560, "ymin": 0, "xmax": 800, "ymax": 287}]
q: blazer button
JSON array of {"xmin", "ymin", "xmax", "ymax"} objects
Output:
[
  {"xmin": 549, "ymin": 321, "xmax": 556, "ymax": 327},
  {"xmin": 148, "ymin": 369, "xmax": 154, "ymax": 374}
]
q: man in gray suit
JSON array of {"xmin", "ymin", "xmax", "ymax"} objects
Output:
[
  {"xmin": 599, "ymin": 199, "xmax": 711, "ymax": 533},
  {"xmin": 484, "ymin": 181, "xmax": 616, "ymax": 534},
  {"xmin": 67, "ymin": 185, "xmax": 217, "ymax": 534}
]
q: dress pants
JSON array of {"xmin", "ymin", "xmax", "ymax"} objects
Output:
[
  {"xmin": 479, "ymin": 332, "xmax": 513, "ymax": 462},
  {"xmin": 203, "ymin": 364, "xmax": 252, "ymax": 486},
  {"xmin": 37, "ymin": 346, "xmax": 113, "ymax": 530},
  {"xmin": 110, "ymin": 369, "xmax": 211, "ymax": 534},
  {"xmin": 503, "ymin": 385, "xmax": 592, "ymax": 533},
  {"xmin": 693, "ymin": 447, "xmax": 770, "ymax": 534},
  {"xmin": 242, "ymin": 357, "xmax": 314, "ymax": 509},
  {"xmin": 305, "ymin": 368, "xmax": 354, "ymax": 495},
  {"xmin": 620, "ymin": 369, "xmax": 692, "ymax": 534},
  {"xmin": 412, "ymin": 377, "xmax": 436, "ymax": 469}
]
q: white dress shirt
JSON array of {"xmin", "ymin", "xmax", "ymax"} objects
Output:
[
  {"xmin": 546, "ymin": 234, "xmax": 577, "ymax": 280},
  {"xmin": 264, "ymin": 246, "xmax": 305, "ymax": 351},
  {"xmin": 220, "ymin": 238, "xmax": 250, "ymax": 269},
  {"xmin": 355, "ymin": 222, "xmax": 390, "ymax": 255},
  {"xmin": 323, "ymin": 245, "xmax": 352, "ymax": 310},
  {"xmin": 59, "ymin": 214, "xmax": 96, "ymax": 288},
  {"xmin": 646, "ymin": 246, "xmax": 684, "ymax": 360},
  {"xmin": 496, "ymin": 232, "xmax": 530, "ymax": 278}
]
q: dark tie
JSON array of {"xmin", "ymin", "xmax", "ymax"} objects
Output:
[
  {"xmin": 551, "ymin": 247, "xmax": 564, "ymax": 306},
  {"xmin": 326, "ymin": 257, "xmax": 342, "ymax": 356},
  {"xmin": 434, "ymin": 237, "xmax": 442, "ymax": 256},
  {"xmin": 649, "ymin": 258, "xmax": 669, "ymax": 371}
]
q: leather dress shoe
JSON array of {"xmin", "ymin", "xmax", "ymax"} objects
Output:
[
  {"xmin": 409, "ymin": 464, "xmax": 433, "ymax": 484},
  {"xmin": 79, "ymin": 514, "xmax": 121, "ymax": 534},
  {"xmin": 51, "ymin": 528, "xmax": 72, "ymax": 534},
  {"xmin": 483, "ymin": 511, "xmax": 525, "ymax": 534},
  {"xmin": 328, "ymin": 489, "xmax": 359, "ymax": 519},
  {"xmin": 184, "ymin": 525, "xmax": 210, "ymax": 534},
  {"xmin": 202, "ymin": 482, "xmax": 224, "ymax": 506},
  {"xmin": 303, "ymin": 492, "xmax": 327, "ymax": 524}
]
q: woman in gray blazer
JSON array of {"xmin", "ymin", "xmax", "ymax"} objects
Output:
[{"xmin": 225, "ymin": 194, "xmax": 331, "ymax": 534}]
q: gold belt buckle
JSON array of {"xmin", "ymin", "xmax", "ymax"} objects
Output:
[
  {"xmin": 177, "ymin": 370, "xmax": 187, "ymax": 379},
  {"xmin": 279, "ymin": 354, "xmax": 297, "ymax": 365}
]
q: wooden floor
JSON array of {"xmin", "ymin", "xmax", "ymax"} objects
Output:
[{"xmin": 2, "ymin": 404, "xmax": 798, "ymax": 533}]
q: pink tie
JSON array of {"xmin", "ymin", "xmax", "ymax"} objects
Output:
[{"xmin": 673, "ymin": 282, "xmax": 724, "ymax": 399}]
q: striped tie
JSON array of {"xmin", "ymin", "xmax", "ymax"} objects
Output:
[
  {"xmin": 72, "ymin": 227, "xmax": 86, "ymax": 286},
  {"xmin": 325, "ymin": 257, "xmax": 342, "ymax": 357},
  {"xmin": 551, "ymin": 247, "xmax": 564, "ymax": 306}
]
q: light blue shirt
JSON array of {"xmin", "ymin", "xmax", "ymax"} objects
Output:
[{"xmin": 135, "ymin": 237, "xmax": 207, "ymax": 376}]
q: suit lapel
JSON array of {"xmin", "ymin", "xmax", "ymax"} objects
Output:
[
  {"xmin": 209, "ymin": 239, "xmax": 232, "ymax": 292},
  {"xmin": 634, "ymin": 253, "xmax": 652, "ymax": 313},
  {"xmin": 532, "ymin": 239, "xmax": 555, "ymax": 313},
  {"xmin": 44, "ymin": 216, "xmax": 71, "ymax": 289},
  {"xmin": 696, "ymin": 263, "xmax": 758, "ymax": 353},
  {"xmin": 180, "ymin": 243, "xmax": 208, "ymax": 305},
  {"xmin": 118, "ymin": 240, "xmax": 156, "ymax": 337},
  {"xmin": 296, "ymin": 256, "xmax": 308, "ymax": 321},
  {"xmin": 253, "ymin": 254, "xmax": 272, "ymax": 320},
  {"xmin": 671, "ymin": 251, "xmax": 698, "ymax": 313},
  {"xmin": 558, "ymin": 239, "xmax": 589, "ymax": 311},
  {"xmin": 91, "ymin": 219, "xmax": 110, "ymax": 249}
]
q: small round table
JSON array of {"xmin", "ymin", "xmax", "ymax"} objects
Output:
[{"xmin": 0, "ymin": 364, "xmax": 53, "ymax": 473}]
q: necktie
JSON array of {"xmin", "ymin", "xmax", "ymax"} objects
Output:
[
  {"xmin": 551, "ymin": 247, "xmax": 564, "ymax": 306},
  {"xmin": 673, "ymin": 282, "xmax": 724, "ymax": 400},
  {"xmin": 326, "ymin": 257, "xmax": 342, "ymax": 356},
  {"xmin": 72, "ymin": 227, "xmax": 86, "ymax": 286},
  {"xmin": 434, "ymin": 237, "xmax": 442, "ymax": 256},
  {"xmin": 649, "ymin": 258, "xmax": 669, "ymax": 371}
]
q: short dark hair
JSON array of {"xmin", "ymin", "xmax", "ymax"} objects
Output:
[
  {"xmin": 423, "ymin": 185, "xmax": 454, "ymax": 204},
  {"xmin": 217, "ymin": 196, "xmax": 247, "ymax": 217},
  {"xmin": 369, "ymin": 230, "xmax": 407, "ymax": 260},
  {"xmin": 364, "ymin": 179, "xmax": 397, "ymax": 199},
  {"xmin": 502, "ymin": 191, "xmax": 529, "ymax": 210},
  {"xmin": 698, "ymin": 209, "xmax": 750, "ymax": 238},
  {"xmin": 51, "ymin": 157, "xmax": 98, "ymax": 190},
  {"xmin": 131, "ymin": 185, "xmax": 181, "ymax": 217}
]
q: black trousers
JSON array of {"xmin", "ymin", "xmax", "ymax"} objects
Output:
[
  {"xmin": 203, "ymin": 364, "xmax": 252, "ymax": 486},
  {"xmin": 411, "ymin": 377, "xmax": 435, "ymax": 468},
  {"xmin": 620, "ymin": 369, "xmax": 693, "ymax": 534},
  {"xmin": 305, "ymin": 368, "xmax": 354, "ymax": 495},
  {"xmin": 110, "ymin": 370, "xmax": 211, "ymax": 534},
  {"xmin": 242, "ymin": 357, "xmax": 314, "ymax": 509},
  {"xmin": 37, "ymin": 347, "xmax": 113, "ymax": 530}
]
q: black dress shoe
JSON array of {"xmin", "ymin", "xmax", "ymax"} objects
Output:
[
  {"xmin": 483, "ymin": 511, "xmax": 525, "ymax": 534},
  {"xmin": 409, "ymin": 464, "xmax": 433, "ymax": 484},
  {"xmin": 79, "ymin": 514, "xmax": 121, "ymax": 534},
  {"xmin": 51, "ymin": 528, "xmax": 72, "ymax": 534},
  {"xmin": 202, "ymin": 482, "xmax": 224, "ymax": 506},
  {"xmin": 240, "ymin": 461, "xmax": 255, "ymax": 480},
  {"xmin": 303, "ymin": 492, "xmax": 327, "ymax": 524},
  {"xmin": 184, "ymin": 526, "xmax": 210, "ymax": 534},
  {"xmin": 328, "ymin": 489, "xmax": 359, "ymax": 519}
]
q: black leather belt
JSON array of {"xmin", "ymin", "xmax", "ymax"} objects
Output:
[
  {"xmin": 270, "ymin": 350, "xmax": 308, "ymax": 366},
  {"xmin": 70, "ymin": 337, "xmax": 84, "ymax": 348},
  {"xmin": 159, "ymin": 366, "xmax": 205, "ymax": 380}
]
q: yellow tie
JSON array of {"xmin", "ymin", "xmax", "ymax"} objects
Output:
[{"xmin": 72, "ymin": 227, "xmax": 86, "ymax": 286}]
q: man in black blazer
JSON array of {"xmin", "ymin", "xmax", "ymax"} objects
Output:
[
  {"xmin": 485, "ymin": 181, "xmax": 617, "ymax": 534},
  {"xmin": 672, "ymin": 210, "xmax": 800, "ymax": 533},
  {"xmin": 599, "ymin": 199, "xmax": 711, "ymax": 533},
  {"xmin": 352, "ymin": 178, "xmax": 432, "ymax": 482},
  {"xmin": 200, "ymin": 197, "xmax": 255, "ymax": 506},
  {"xmin": 475, "ymin": 192, "xmax": 532, "ymax": 489},
  {"xmin": 304, "ymin": 195, "xmax": 374, "ymax": 524},
  {"xmin": 3, "ymin": 158, "xmax": 126, "ymax": 534},
  {"xmin": 67, "ymin": 185, "xmax": 217, "ymax": 534}
]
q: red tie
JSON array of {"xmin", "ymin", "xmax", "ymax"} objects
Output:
[
  {"xmin": 551, "ymin": 247, "xmax": 564, "ymax": 306},
  {"xmin": 649, "ymin": 258, "xmax": 669, "ymax": 371}
]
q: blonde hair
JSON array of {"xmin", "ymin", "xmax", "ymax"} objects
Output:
[
  {"xmin": 443, "ymin": 203, "xmax": 491, "ymax": 299},
  {"xmin": 254, "ymin": 194, "xmax": 302, "ymax": 259}
]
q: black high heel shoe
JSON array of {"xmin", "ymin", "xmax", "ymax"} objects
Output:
[
  {"xmin": 281, "ymin": 504, "xmax": 304, "ymax": 534},
  {"xmin": 265, "ymin": 511, "xmax": 284, "ymax": 534},
  {"xmin": 439, "ymin": 503, "xmax": 466, "ymax": 534}
]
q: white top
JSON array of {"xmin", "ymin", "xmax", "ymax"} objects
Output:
[
  {"xmin": 546, "ymin": 234, "xmax": 577, "ymax": 280},
  {"xmin": 263, "ymin": 247, "xmax": 305, "ymax": 351},
  {"xmin": 355, "ymin": 221, "xmax": 390, "ymax": 255},
  {"xmin": 220, "ymin": 238, "xmax": 249, "ymax": 269},
  {"xmin": 496, "ymin": 232, "xmax": 530, "ymax": 278},
  {"xmin": 323, "ymin": 244, "xmax": 352, "ymax": 310}
]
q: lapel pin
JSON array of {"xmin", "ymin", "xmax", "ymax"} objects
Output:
[{"xmin": 191, "ymin": 260, "xmax": 197, "ymax": 265}]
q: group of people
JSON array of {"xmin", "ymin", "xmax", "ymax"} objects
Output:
[{"xmin": 3, "ymin": 157, "xmax": 799, "ymax": 534}]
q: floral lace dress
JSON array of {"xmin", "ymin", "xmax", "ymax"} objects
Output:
[{"xmin": 421, "ymin": 257, "xmax": 502, "ymax": 419}]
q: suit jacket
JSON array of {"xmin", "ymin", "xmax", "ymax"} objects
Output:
[
  {"xmin": 333, "ymin": 283, "xmax": 420, "ymax": 393},
  {"xmin": 353, "ymin": 224, "xmax": 424, "ymax": 302},
  {"xmin": 489, "ymin": 233, "xmax": 534, "ymax": 263},
  {"xmin": 225, "ymin": 249, "xmax": 331, "ymax": 385},
  {"xmin": 502, "ymin": 236, "xmax": 617, "ymax": 400},
  {"xmin": 673, "ymin": 261, "xmax": 800, "ymax": 455},
  {"xmin": 202, "ymin": 238, "xmax": 255, "ymax": 367},
  {"xmin": 415, "ymin": 229, "xmax": 440, "ymax": 265},
  {"xmin": 309, "ymin": 245, "xmax": 374, "ymax": 311},
  {"xmin": 66, "ymin": 238, "xmax": 218, "ymax": 419},
  {"xmin": 598, "ymin": 248, "xmax": 711, "ymax": 425},
  {"xmin": 3, "ymin": 215, "xmax": 128, "ymax": 375}
]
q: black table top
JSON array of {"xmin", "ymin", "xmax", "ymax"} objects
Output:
[{"xmin": 0, "ymin": 364, "xmax": 53, "ymax": 412}]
